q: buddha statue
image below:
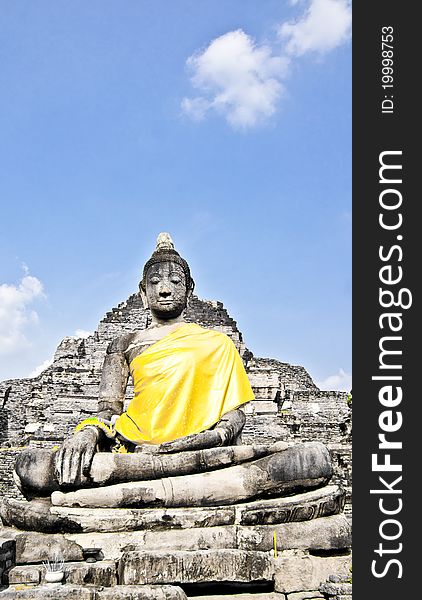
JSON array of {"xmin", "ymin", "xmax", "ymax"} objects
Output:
[
  {"xmin": 6, "ymin": 233, "xmax": 332, "ymax": 519},
  {"xmin": 13, "ymin": 233, "xmax": 254, "ymax": 499}
]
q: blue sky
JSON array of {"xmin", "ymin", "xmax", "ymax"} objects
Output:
[{"xmin": 0, "ymin": 0, "xmax": 351, "ymax": 389}]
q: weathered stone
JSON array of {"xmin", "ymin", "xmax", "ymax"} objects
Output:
[
  {"xmin": 90, "ymin": 444, "xmax": 283, "ymax": 485},
  {"xmin": 63, "ymin": 560, "xmax": 117, "ymax": 586},
  {"xmin": 238, "ymin": 515, "xmax": 352, "ymax": 552},
  {"xmin": 50, "ymin": 504, "xmax": 236, "ymax": 533},
  {"xmin": 119, "ymin": 549, "xmax": 274, "ymax": 585},
  {"xmin": 0, "ymin": 586, "xmax": 92, "ymax": 600},
  {"xmin": 95, "ymin": 585, "xmax": 188, "ymax": 599},
  {"xmin": 274, "ymin": 553, "xmax": 352, "ymax": 593},
  {"xmin": 319, "ymin": 581, "xmax": 353, "ymax": 596},
  {"xmin": 51, "ymin": 443, "xmax": 332, "ymax": 509},
  {"xmin": 237, "ymin": 485, "xmax": 345, "ymax": 526},
  {"xmin": 0, "ymin": 585, "xmax": 187, "ymax": 599},
  {"xmin": 3, "ymin": 485, "xmax": 344, "ymax": 534},
  {"xmin": 287, "ymin": 592, "xmax": 324, "ymax": 600},
  {"xmin": 8, "ymin": 564, "xmax": 41, "ymax": 584},
  {"xmin": 15, "ymin": 444, "xmax": 286, "ymax": 495},
  {"xmin": 14, "ymin": 531, "xmax": 84, "ymax": 564},
  {"xmin": 196, "ymin": 595, "xmax": 285, "ymax": 600},
  {"xmin": 142, "ymin": 525, "xmax": 236, "ymax": 552},
  {"xmin": 1, "ymin": 512, "xmax": 351, "ymax": 569},
  {"xmin": 0, "ymin": 498, "xmax": 84, "ymax": 534},
  {"xmin": 60, "ymin": 514, "xmax": 350, "ymax": 560},
  {"xmin": 64, "ymin": 527, "xmax": 237, "ymax": 560}
]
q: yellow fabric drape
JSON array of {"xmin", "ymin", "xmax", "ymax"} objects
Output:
[{"xmin": 114, "ymin": 323, "xmax": 254, "ymax": 444}]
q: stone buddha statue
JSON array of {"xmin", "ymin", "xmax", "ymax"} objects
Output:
[
  {"xmin": 6, "ymin": 232, "xmax": 332, "ymax": 520},
  {"xmin": 14, "ymin": 233, "xmax": 254, "ymax": 499}
]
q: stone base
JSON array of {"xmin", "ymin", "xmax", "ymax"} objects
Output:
[
  {"xmin": 0, "ymin": 485, "xmax": 345, "ymax": 533},
  {"xmin": 1, "ymin": 513, "xmax": 351, "ymax": 563},
  {"xmin": 59, "ymin": 514, "xmax": 351, "ymax": 560},
  {"xmin": 1, "ymin": 485, "xmax": 351, "ymax": 598}
]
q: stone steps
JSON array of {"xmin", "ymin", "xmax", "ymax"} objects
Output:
[
  {"xmin": 119, "ymin": 550, "xmax": 274, "ymax": 586},
  {"xmin": 64, "ymin": 514, "xmax": 351, "ymax": 560},
  {"xmin": 0, "ymin": 584, "xmax": 187, "ymax": 599}
]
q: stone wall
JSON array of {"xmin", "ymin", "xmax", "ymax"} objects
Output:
[{"xmin": 0, "ymin": 292, "xmax": 351, "ymax": 515}]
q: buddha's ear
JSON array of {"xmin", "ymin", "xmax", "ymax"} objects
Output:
[
  {"xmin": 186, "ymin": 280, "xmax": 195, "ymax": 305},
  {"xmin": 187, "ymin": 278, "xmax": 195, "ymax": 300},
  {"xmin": 139, "ymin": 283, "xmax": 148, "ymax": 309}
]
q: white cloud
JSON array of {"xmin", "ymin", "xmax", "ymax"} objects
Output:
[
  {"xmin": 0, "ymin": 274, "xmax": 45, "ymax": 355},
  {"xmin": 29, "ymin": 357, "xmax": 53, "ymax": 378},
  {"xmin": 279, "ymin": 0, "xmax": 352, "ymax": 56},
  {"xmin": 182, "ymin": 1, "xmax": 351, "ymax": 129},
  {"xmin": 317, "ymin": 368, "xmax": 352, "ymax": 391},
  {"xmin": 182, "ymin": 29, "xmax": 288, "ymax": 129}
]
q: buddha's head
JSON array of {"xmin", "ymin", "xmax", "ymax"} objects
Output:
[{"xmin": 140, "ymin": 233, "xmax": 194, "ymax": 320}]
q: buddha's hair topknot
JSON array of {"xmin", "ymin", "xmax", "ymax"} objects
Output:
[{"xmin": 141, "ymin": 233, "xmax": 194, "ymax": 291}]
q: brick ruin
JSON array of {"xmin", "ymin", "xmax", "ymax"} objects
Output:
[{"xmin": 0, "ymin": 291, "xmax": 352, "ymax": 520}]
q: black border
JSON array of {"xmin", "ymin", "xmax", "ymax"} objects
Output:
[{"xmin": 353, "ymin": 1, "xmax": 419, "ymax": 595}]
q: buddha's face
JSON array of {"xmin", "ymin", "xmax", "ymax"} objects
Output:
[{"xmin": 143, "ymin": 261, "xmax": 189, "ymax": 320}]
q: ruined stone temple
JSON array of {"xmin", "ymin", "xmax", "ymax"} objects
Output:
[{"xmin": 0, "ymin": 290, "xmax": 352, "ymax": 600}]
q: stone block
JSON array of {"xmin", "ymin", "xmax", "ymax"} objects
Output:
[
  {"xmin": 143, "ymin": 525, "xmax": 237, "ymax": 552},
  {"xmin": 287, "ymin": 593, "xmax": 324, "ymax": 600},
  {"xmin": 239, "ymin": 515, "xmax": 352, "ymax": 552},
  {"xmin": 274, "ymin": 553, "xmax": 352, "ymax": 594},
  {"xmin": 63, "ymin": 559, "xmax": 117, "ymax": 586},
  {"xmin": 15, "ymin": 532, "xmax": 84, "ymax": 564},
  {"xmin": 0, "ymin": 585, "xmax": 95, "ymax": 599},
  {"xmin": 95, "ymin": 585, "xmax": 187, "ymax": 599},
  {"xmin": 249, "ymin": 401, "xmax": 279, "ymax": 414},
  {"xmin": 237, "ymin": 485, "xmax": 345, "ymax": 526},
  {"xmin": 7, "ymin": 564, "xmax": 41, "ymax": 584},
  {"xmin": 119, "ymin": 549, "xmax": 274, "ymax": 585},
  {"xmin": 319, "ymin": 581, "xmax": 353, "ymax": 596},
  {"xmin": 66, "ymin": 530, "xmax": 148, "ymax": 560},
  {"xmin": 194, "ymin": 595, "xmax": 285, "ymax": 600}
]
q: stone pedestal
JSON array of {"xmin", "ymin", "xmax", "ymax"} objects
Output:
[{"xmin": 1, "ymin": 483, "xmax": 351, "ymax": 598}]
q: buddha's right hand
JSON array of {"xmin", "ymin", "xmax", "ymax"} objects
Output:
[{"xmin": 55, "ymin": 427, "xmax": 99, "ymax": 486}]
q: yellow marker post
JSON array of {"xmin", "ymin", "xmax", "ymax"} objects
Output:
[{"xmin": 273, "ymin": 530, "xmax": 278, "ymax": 558}]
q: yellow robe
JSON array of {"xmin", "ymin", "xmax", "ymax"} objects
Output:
[{"xmin": 114, "ymin": 323, "xmax": 254, "ymax": 444}]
